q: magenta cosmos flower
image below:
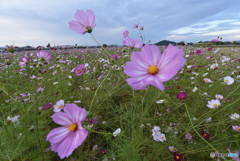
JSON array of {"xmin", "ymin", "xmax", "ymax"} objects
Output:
[
  {"xmin": 123, "ymin": 44, "xmax": 185, "ymax": 90},
  {"xmin": 74, "ymin": 64, "xmax": 85, "ymax": 76},
  {"xmin": 47, "ymin": 104, "xmax": 88, "ymax": 159},
  {"xmin": 176, "ymin": 91, "xmax": 187, "ymax": 100},
  {"xmin": 196, "ymin": 49, "xmax": 203, "ymax": 55},
  {"xmin": 69, "ymin": 9, "xmax": 96, "ymax": 34},
  {"xmin": 37, "ymin": 51, "xmax": 52, "ymax": 64},
  {"xmin": 123, "ymin": 37, "xmax": 143, "ymax": 48}
]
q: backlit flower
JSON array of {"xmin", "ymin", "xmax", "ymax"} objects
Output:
[
  {"xmin": 123, "ymin": 44, "xmax": 185, "ymax": 90},
  {"xmin": 47, "ymin": 104, "xmax": 88, "ymax": 159},
  {"xmin": 69, "ymin": 9, "xmax": 96, "ymax": 34}
]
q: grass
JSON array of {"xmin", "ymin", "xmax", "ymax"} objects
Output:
[{"xmin": 0, "ymin": 46, "xmax": 239, "ymax": 161}]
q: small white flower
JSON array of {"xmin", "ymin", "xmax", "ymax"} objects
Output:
[
  {"xmin": 207, "ymin": 99, "xmax": 221, "ymax": 109},
  {"xmin": 229, "ymin": 113, "xmax": 240, "ymax": 120},
  {"xmin": 224, "ymin": 76, "xmax": 234, "ymax": 85},
  {"xmin": 53, "ymin": 81, "xmax": 59, "ymax": 85},
  {"xmin": 203, "ymin": 78, "xmax": 213, "ymax": 83},
  {"xmin": 202, "ymin": 72, "xmax": 208, "ymax": 77},
  {"xmin": 192, "ymin": 86, "xmax": 198, "ymax": 92},
  {"xmin": 152, "ymin": 132, "xmax": 166, "ymax": 142},
  {"xmin": 215, "ymin": 94, "xmax": 224, "ymax": 100},
  {"xmin": 156, "ymin": 99, "xmax": 164, "ymax": 104},
  {"xmin": 187, "ymin": 65, "xmax": 192, "ymax": 69},
  {"xmin": 7, "ymin": 115, "xmax": 20, "ymax": 123},
  {"xmin": 206, "ymin": 117, "xmax": 212, "ymax": 122},
  {"xmin": 152, "ymin": 126, "xmax": 161, "ymax": 132},
  {"xmin": 53, "ymin": 99, "xmax": 65, "ymax": 112},
  {"xmin": 210, "ymin": 63, "xmax": 218, "ymax": 70},
  {"xmin": 113, "ymin": 128, "xmax": 121, "ymax": 137}
]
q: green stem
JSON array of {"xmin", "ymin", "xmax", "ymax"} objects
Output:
[{"xmin": 184, "ymin": 103, "xmax": 219, "ymax": 153}]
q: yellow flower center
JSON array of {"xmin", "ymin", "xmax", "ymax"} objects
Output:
[
  {"xmin": 148, "ymin": 65, "xmax": 159, "ymax": 75},
  {"xmin": 58, "ymin": 105, "xmax": 64, "ymax": 109},
  {"xmin": 68, "ymin": 123, "xmax": 78, "ymax": 132},
  {"xmin": 213, "ymin": 104, "xmax": 218, "ymax": 108},
  {"xmin": 176, "ymin": 156, "xmax": 180, "ymax": 160}
]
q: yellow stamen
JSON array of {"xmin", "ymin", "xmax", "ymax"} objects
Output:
[
  {"xmin": 58, "ymin": 105, "xmax": 64, "ymax": 109},
  {"xmin": 68, "ymin": 123, "xmax": 78, "ymax": 132},
  {"xmin": 213, "ymin": 104, "xmax": 218, "ymax": 108},
  {"xmin": 176, "ymin": 156, "xmax": 180, "ymax": 160},
  {"xmin": 148, "ymin": 65, "xmax": 159, "ymax": 75}
]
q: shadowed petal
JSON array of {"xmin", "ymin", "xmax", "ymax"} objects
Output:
[{"xmin": 47, "ymin": 127, "xmax": 69, "ymax": 144}]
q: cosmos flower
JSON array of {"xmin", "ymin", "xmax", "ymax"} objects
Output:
[
  {"xmin": 230, "ymin": 113, "xmax": 240, "ymax": 120},
  {"xmin": 74, "ymin": 64, "xmax": 85, "ymax": 76},
  {"xmin": 54, "ymin": 100, "xmax": 65, "ymax": 112},
  {"xmin": 47, "ymin": 104, "xmax": 88, "ymax": 159},
  {"xmin": 173, "ymin": 152, "xmax": 184, "ymax": 161},
  {"xmin": 207, "ymin": 99, "xmax": 221, "ymax": 109},
  {"xmin": 201, "ymin": 131, "xmax": 210, "ymax": 140},
  {"xmin": 215, "ymin": 94, "xmax": 223, "ymax": 100},
  {"xmin": 37, "ymin": 51, "xmax": 52, "ymax": 64},
  {"xmin": 69, "ymin": 9, "xmax": 96, "ymax": 34},
  {"xmin": 224, "ymin": 76, "xmax": 234, "ymax": 85},
  {"xmin": 232, "ymin": 126, "xmax": 240, "ymax": 132},
  {"xmin": 123, "ymin": 30, "xmax": 129, "ymax": 38},
  {"xmin": 176, "ymin": 91, "xmax": 187, "ymax": 100},
  {"xmin": 133, "ymin": 24, "xmax": 139, "ymax": 29},
  {"xmin": 123, "ymin": 37, "xmax": 143, "ymax": 48},
  {"xmin": 203, "ymin": 78, "xmax": 213, "ymax": 83},
  {"xmin": 196, "ymin": 49, "xmax": 203, "ymax": 55},
  {"xmin": 111, "ymin": 54, "xmax": 121, "ymax": 60},
  {"xmin": 113, "ymin": 128, "xmax": 121, "ymax": 137},
  {"xmin": 123, "ymin": 44, "xmax": 185, "ymax": 90}
]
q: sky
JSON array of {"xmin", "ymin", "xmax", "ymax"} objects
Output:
[{"xmin": 0, "ymin": 0, "xmax": 240, "ymax": 47}]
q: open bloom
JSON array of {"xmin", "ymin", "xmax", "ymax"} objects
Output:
[
  {"xmin": 224, "ymin": 76, "xmax": 234, "ymax": 85},
  {"xmin": 196, "ymin": 49, "xmax": 203, "ymax": 55},
  {"xmin": 207, "ymin": 99, "xmax": 221, "ymax": 109},
  {"xmin": 69, "ymin": 9, "xmax": 96, "ymax": 34},
  {"xmin": 53, "ymin": 100, "xmax": 65, "ymax": 112},
  {"xmin": 232, "ymin": 125, "xmax": 240, "ymax": 132},
  {"xmin": 176, "ymin": 91, "xmax": 187, "ymax": 100},
  {"xmin": 74, "ymin": 64, "xmax": 85, "ymax": 76},
  {"xmin": 123, "ymin": 44, "xmax": 185, "ymax": 90},
  {"xmin": 37, "ymin": 51, "xmax": 52, "ymax": 64},
  {"xmin": 123, "ymin": 37, "xmax": 143, "ymax": 48},
  {"xmin": 47, "ymin": 104, "xmax": 88, "ymax": 159}
]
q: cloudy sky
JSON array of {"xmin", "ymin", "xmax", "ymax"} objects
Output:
[{"xmin": 0, "ymin": 0, "xmax": 240, "ymax": 47}]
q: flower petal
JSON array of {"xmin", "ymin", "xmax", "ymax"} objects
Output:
[{"xmin": 47, "ymin": 127, "xmax": 69, "ymax": 144}]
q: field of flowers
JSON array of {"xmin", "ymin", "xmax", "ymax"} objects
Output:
[{"xmin": 0, "ymin": 9, "xmax": 240, "ymax": 161}]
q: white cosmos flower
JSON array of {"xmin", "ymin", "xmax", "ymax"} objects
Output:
[
  {"xmin": 210, "ymin": 63, "xmax": 218, "ymax": 69},
  {"xmin": 224, "ymin": 76, "xmax": 234, "ymax": 85},
  {"xmin": 203, "ymin": 78, "xmax": 213, "ymax": 83},
  {"xmin": 53, "ymin": 99, "xmax": 65, "ymax": 112},
  {"xmin": 215, "ymin": 94, "xmax": 224, "ymax": 100},
  {"xmin": 156, "ymin": 99, "xmax": 164, "ymax": 104},
  {"xmin": 207, "ymin": 99, "xmax": 221, "ymax": 109},
  {"xmin": 229, "ymin": 113, "xmax": 240, "ymax": 120},
  {"xmin": 192, "ymin": 87, "xmax": 198, "ymax": 92},
  {"xmin": 113, "ymin": 128, "xmax": 121, "ymax": 137},
  {"xmin": 152, "ymin": 126, "xmax": 166, "ymax": 142},
  {"xmin": 7, "ymin": 115, "xmax": 20, "ymax": 123}
]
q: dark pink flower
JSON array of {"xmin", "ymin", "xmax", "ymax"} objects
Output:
[
  {"xmin": 69, "ymin": 9, "xmax": 96, "ymax": 34},
  {"xmin": 123, "ymin": 44, "xmax": 185, "ymax": 90},
  {"xmin": 74, "ymin": 64, "xmax": 85, "ymax": 76},
  {"xmin": 173, "ymin": 152, "xmax": 184, "ymax": 161},
  {"xmin": 42, "ymin": 103, "xmax": 53, "ymax": 110},
  {"xmin": 196, "ymin": 49, "xmax": 203, "ymax": 55},
  {"xmin": 176, "ymin": 91, "xmax": 187, "ymax": 100},
  {"xmin": 47, "ymin": 104, "xmax": 88, "ymax": 159}
]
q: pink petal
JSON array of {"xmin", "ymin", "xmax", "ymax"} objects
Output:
[
  {"xmin": 86, "ymin": 9, "xmax": 96, "ymax": 27},
  {"xmin": 64, "ymin": 104, "xmax": 87, "ymax": 123},
  {"xmin": 123, "ymin": 61, "xmax": 148, "ymax": 77},
  {"xmin": 68, "ymin": 20, "xmax": 86, "ymax": 34},
  {"xmin": 56, "ymin": 130, "xmax": 88, "ymax": 159},
  {"xmin": 51, "ymin": 112, "xmax": 72, "ymax": 126},
  {"xmin": 47, "ymin": 127, "xmax": 69, "ymax": 144},
  {"xmin": 74, "ymin": 10, "xmax": 89, "ymax": 26}
]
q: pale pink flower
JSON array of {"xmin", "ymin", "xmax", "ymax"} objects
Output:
[
  {"xmin": 74, "ymin": 64, "xmax": 85, "ymax": 76},
  {"xmin": 69, "ymin": 9, "xmax": 96, "ymax": 34},
  {"xmin": 37, "ymin": 51, "xmax": 52, "ymax": 64},
  {"xmin": 123, "ymin": 30, "xmax": 129, "ymax": 38},
  {"xmin": 123, "ymin": 37, "xmax": 143, "ymax": 48},
  {"xmin": 47, "ymin": 104, "xmax": 88, "ymax": 159},
  {"xmin": 123, "ymin": 44, "xmax": 185, "ymax": 90}
]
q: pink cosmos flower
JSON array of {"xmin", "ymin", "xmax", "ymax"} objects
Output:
[
  {"xmin": 111, "ymin": 54, "xmax": 121, "ymax": 60},
  {"xmin": 47, "ymin": 104, "xmax": 88, "ymax": 159},
  {"xmin": 74, "ymin": 64, "xmax": 85, "ymax": 76},
  {"xmin": 19, "ymin": 61, "xmax": 27, "ymax": 68},
  {"xmin": 123, "ymin": 30, "xmax": 129, "ymax": 38},
  {"xmin": 123, "ymin": 37, "xmax": 143, "ymax": 48},
  {"xmin": 69, "ymin": 9, "xmax": 96, "ymax": 34},
  {"xmin": 232, "ymin": 125, "xmax": 240, "ymax": 132},
  {"xmin": 37, "ymin": 51, "xmax": 52, "ymax": 64},
  {"xmin": 22, "ymin": 57, "xmax": 29, "ymax": 63},
  {"xmin": 211, "ymin": 39, "xmax": 220, "ymax": 43},
  {"xmin": 123, "ymin": 44, "xmax": 186, "ymax": 90}
]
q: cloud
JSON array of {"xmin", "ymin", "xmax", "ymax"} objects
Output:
[{"xmin": 0, "ymin": 0, "xmax": 239, "ymax": 46}]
